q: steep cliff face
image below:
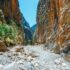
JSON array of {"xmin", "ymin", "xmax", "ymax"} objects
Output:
[
  {"xmin": 0, "ymin": 0, "xmax": 24, "ymax": 49},
  {"xmin": 36, "ymin": 0, "xmax": 70, "ymax": 53},
  {"xmin": 31, "ymin": 24, "xmax": 37, "ymax": 34},
  {"xmin": 0, "ymin": 0, "xmax": 21, "ymax": 24},
  {"xmin": 22, "ymin": 15, "xmax": 32, "ymax": 45}
]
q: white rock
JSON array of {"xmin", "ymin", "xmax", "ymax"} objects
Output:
[
  {"xmin": 4, "ymin": 61, "xmax": 19, "ymax": 70},
  {"xmin": 35, "ymin": 63, "xmax": 39, "ymax": 67},
  {"xmin": 54, "ymin": 59, "xmax": 60, "ymax": 65},
  {"xmin": 58, "ymin": 58, "xmax": 62, "ymax": 61},
  {"xmin": 65, "ymin": 67, "xmax": 70, "ymax": 70},
  {"xmin": 0, "ymin": 64, "xmax": 4, "ymax": 70},
  {"xmin": 28, "ymin": 56, "xmax": 32, "ymax": 61},
  {"xmin": 62, "ymin": 63, "xmax": 67, "ymax": 67}
]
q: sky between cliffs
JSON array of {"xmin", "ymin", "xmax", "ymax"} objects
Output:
[{"xmin": 19, "ymin": 0, "xmax": 39, "ymax": 27}]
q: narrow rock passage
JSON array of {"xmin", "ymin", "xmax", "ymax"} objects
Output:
[{"xmin": 0, "ymin": 45, "xmax": 70, "ymax": 70}]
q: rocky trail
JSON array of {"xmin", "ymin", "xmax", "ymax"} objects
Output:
[{"xmin": 0, "ymin": 45, "xmax": 70, "ymax": 70}]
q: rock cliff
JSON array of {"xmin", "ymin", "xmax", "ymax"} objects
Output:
[
  {"xmin": 0, "ymin": 0, "xmax": 24, "ymax": 50},
  {"xmin": 22, "ymin": 15, "xmax": 32, "ymax": 45},
  {"xmin": 0, "ymin": 0, "xmax": 21, "ymax": 24},
  {"xmin": 36, "ymin": 0, "xmax": 70, "ymax": 53}
]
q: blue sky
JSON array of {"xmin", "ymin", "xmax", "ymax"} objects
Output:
[{"xmin": 19, "ymin": 0, "xmax": 39, "ymax": 27}]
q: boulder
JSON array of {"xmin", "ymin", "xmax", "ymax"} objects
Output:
[
  {"xmin": 0, "ymin": 40, "xmax": 8, "ymax": 52},
  {"xmin": 64, "ymin": 55, "xmax": 70, "ymax": 62}
]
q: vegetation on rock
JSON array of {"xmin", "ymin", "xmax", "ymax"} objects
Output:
[{"xmin": 0, "ymin": 0, "xmax": 24, "ymax": 51}]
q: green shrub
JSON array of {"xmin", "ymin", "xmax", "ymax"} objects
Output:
[{"xmin": 0, "ymin": 23, "xmax": 17, "ymax": 40}]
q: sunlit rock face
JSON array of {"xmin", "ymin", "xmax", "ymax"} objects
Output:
[
  {"xmin": 0, "ymin": 0, "xmax": 21, "ymax": 24},
  {"xmin": 36, "ymin": 0, "xmax": 70, "ymax": 53},
  {"xmin": 0, "ymin": 0, "xmax": 24, "ymax": 47}
]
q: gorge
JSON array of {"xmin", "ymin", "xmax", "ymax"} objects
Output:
[
  {"xmin": 0, "ymin": 0, "xmax": 70, "ymax": 70},
  {"xmin": 0, "ymin": 0, "xmax": 70, "ymax": 54}
]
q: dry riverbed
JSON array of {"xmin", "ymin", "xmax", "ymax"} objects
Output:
[{"xmin": 0, "ymin": 45, "xmax": 70, "ymax": 70}]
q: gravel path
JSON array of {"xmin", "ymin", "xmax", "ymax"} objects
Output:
[{"xmin": 0, "ymin": 45, "xmax": 70, "ymax": 70}]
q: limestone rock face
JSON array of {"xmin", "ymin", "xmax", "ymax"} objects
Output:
[
  {"xmin": 0, "ymin": 0, "xmax": 21, "ymax": 24},
  {"xmin": 36, "ymin": 0, "xmax": 70, "ymax": 53},
  {"xmin": 22, "ymin": 16, "xmax": 32, "ymax": 45},
  {"xmin": 0, "ymin": 0, "xmax": 24, "ymax": 48}
]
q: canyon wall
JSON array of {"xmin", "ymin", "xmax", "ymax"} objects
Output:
[
  {"xmin": 36, "ymin": 0, "xmax": 70, "ymax": 53},
  {"xmin": 0, "ymin": 0, "xmax": 21, "ymax": 24},
  {"xmin": 0, "ymin": 0, "xmax": 24, "ymax": 49}
]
